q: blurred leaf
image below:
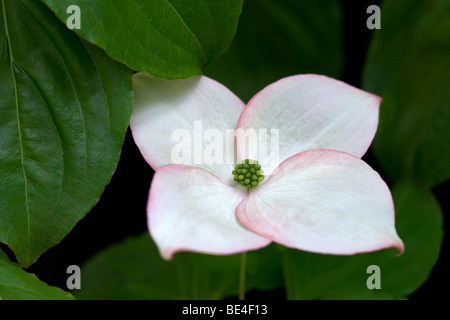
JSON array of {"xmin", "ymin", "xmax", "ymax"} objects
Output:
[
  {"xmin": 0, "ymin": 248, "xmax": 74, "ymax": 300},
  {"xmin": 363, "ymin": 0, "xmax": 450, "ymax": 186},
  {"xmin": 0, "ymin": 0, "xmax": 132, "ymax": 267},
  {"xmin": 283, "ymin": 180, "xmax": 443, "ymax": 299},
  {"xmin": 43, "ymin": 0, "xmax": 243, "ymax": 79},
  {"xmin": 75, "ymin": 233, "xmax": 284, "ymax": 300},
  {"xmin": 205, "ymin": 0, "xmax": 344, "ymax": 102},
  {"xmin": 246, "ymin": 243, "xmax": 285, "ymax": 292}
]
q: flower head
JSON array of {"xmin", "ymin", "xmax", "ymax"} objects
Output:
[
  {"xmin": 130, "ymin": 73, "xmax": 404, "ymax": 260},
  {"xmin": 233, "ymin": 159, "xmax": 265, "ymax": 191}
]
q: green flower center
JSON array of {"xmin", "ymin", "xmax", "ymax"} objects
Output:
[{"xmin": 232, "ymin": 159, "xmax": 265, "ymax": 191}]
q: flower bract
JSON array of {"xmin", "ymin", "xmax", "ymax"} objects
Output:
[{"xmin": 130, "ymin": 73, "xmax": 404, "ymax": 260}]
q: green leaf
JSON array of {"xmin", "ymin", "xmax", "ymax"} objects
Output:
[
  {"xmin": 283, "ymin": 180, "xmax": 443, "ymax": 300},
  {"xmin": 246, "ymin": 244, "xmax": 285, "ymax": 293},
  {"xmin": 205, "ymin": 0, "xmax": 344, "ymax": 102},
  {"xmin": 0, "ymin": 248, "xmax": 75, "ymax": 300},
  {"xmin": 74, "ymin": 233, "xmax": 284, "ymax": 300},
  {"xmin": 0, "ymin": 0, "xmax": 132, "ymax": 267},
  {"xmin": 42, "ymin": 0, "xmax": 244, "ymax": 79},
  {"xmin": 363, "ymin": 0, "xmax": 450, "ymax": 186}
]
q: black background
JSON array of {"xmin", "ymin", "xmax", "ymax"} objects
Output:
[{"xmin": 2, "ymin": 0, "xmax": 447, "ymax": 300}]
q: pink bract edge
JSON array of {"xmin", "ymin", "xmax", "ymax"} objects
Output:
[
  {"xmin": 234, "ymin": 74, "xmax": 383, "ymax": 161},
  {"xmin": 146, "ymin": 164, "xmax": 271, "ymax": 260},
  {"xmin": 236, "ymin": 149, "xmax": 404, "ymax": 256}
]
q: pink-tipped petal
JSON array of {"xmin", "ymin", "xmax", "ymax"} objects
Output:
[
  {"xmin": 236, "ymin": 149, "xmax": 404, "ymax": 255},
  {"xmin": 236, "ymin": 74, "xmax": 381, "ymax": 176},
  {"xmin": 131, "ymin": 73, "xmax": 245, "ymax": 184},
  {"xmin": 148, "ymin": 165, "xmax": 271, "ymax": 260}
]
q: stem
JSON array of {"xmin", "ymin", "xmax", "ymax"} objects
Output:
[
  {"xmin": 239, "ymin": 252, "xmax": 247, "ymax": 300},
  {"xmin": 238, "ymin": 188, "xmax": 251, "ymax": 300}
]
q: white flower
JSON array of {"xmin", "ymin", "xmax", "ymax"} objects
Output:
[{"xmin": 130, "ymin": 73, "xmax": 404, "ymax": 260}]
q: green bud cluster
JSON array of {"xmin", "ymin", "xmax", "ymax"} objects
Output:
[{"xmin": 232, "ymin": 159, "xmax": 265, "ymax": 190}]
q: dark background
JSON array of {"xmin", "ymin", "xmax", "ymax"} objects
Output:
[{"xmin": 3, "ymin": 0, "xmax": 446, "ymax": 300}]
